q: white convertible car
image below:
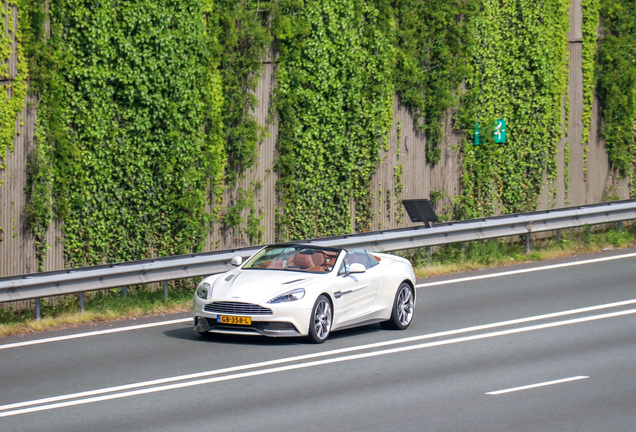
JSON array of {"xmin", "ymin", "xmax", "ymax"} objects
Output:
[{"xmin": 193, "ymin": 243, "xmax": 416, "ymax": 343}]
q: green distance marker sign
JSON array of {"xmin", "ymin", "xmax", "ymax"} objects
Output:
[
  {"xmin": 474, "ymin": 122, "xmax": 480, "ymax": 145},
  {"xmin": 494, "ymin": 118, "xmax": 506, "ymax": 143},
  {"xmin": 474, "ymin": 119, "xmax": 507, "ymax": 145}
]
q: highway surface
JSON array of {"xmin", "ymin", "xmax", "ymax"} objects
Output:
[{"xmin": 1, "ymin": 248, "xmax": 636, "ymax": 431}]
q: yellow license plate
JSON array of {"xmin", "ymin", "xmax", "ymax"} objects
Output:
[{"xmin": 217, "ymin": 315, "xmax": 252, "ymax": 325}]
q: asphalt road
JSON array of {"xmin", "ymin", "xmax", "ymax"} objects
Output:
[{"xmin": 1, "ymin": 249, "xmax": 636, "ymax": 431}]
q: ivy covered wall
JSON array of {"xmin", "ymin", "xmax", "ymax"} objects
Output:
[
  {"xmin": 22, "ymin": 0, "xmax": 228, "ymax": 268},
  {"xmin": 459, "ymin": 0, "xmax": 570, "ymax": 218},
  {"xmin": 1, "ymin": 0, "xmax": 635, "ymax": 273},
  {"xmin": 1, "ymin": 1, "xmax": 27, "ymax": 178},
  {"xmin": 393, "ymin": 0, "xmax": 475, "ymax": 166},
  {"xmin": 596, "ymin": 0, "xmax": 636, "ymax": 192},
  {"xmin": 272, "ymin": 0, "xmax": 394, "ymax": 240},
  {"xmin": 15, "ymin": 0, "xmax": 271, "ymax": 269}
]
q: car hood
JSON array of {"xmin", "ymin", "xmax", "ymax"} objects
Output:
[{"xmin": 210, "ymin": 269, "xmax": 324, "ymax": 304}]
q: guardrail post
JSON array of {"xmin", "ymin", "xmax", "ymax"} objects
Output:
[
  {"xmin": 525, "ymin": 233, "xmax": 531, "ymax": 254},
  {"xmin": 122, "ymin": 286, "xmax": 127, "ymax": 298},
  {"xmin": 79, "ymin": 292, "xmax": 85, "ymax": 312},
  {"xmin": 557, "ymin": 229, "xmax": 562, "ymax": 244},
  {"xmin": 35, "ymin": 298, "xmax": 41, "ymax": 320},
  {"xmin": 618, "ymin": 221, "xmax": 623, "ymax": 233},
  {"xmin": 425, "ymin": 247, "xmax": 431, "ymax": 266},
  {"xmin": 163, "ymin": 281, "xmax": 169, "ymax": 299}
]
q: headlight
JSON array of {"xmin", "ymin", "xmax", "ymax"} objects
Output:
[
  {"xmin": 268, "ymin": 288, "xmax": 305, "ymax": 304},
  {"xmin": 196, "ymin": 282, "xmax": 212, "ymax": 300}
]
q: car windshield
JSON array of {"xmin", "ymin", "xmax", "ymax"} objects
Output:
[{"xmin": 242, "ymin": 245, "xmax": 340, "ymax": 273}]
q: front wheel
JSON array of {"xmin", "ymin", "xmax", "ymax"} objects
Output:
[
  {"xmin": 381, "ymin": 282, "xmax": 414, "ymax": 330},
  {"xmin": 307, "ymin": 295, "xmax": 332, "ymax": 343}
]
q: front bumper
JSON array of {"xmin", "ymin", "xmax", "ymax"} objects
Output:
[
  {"xmin": 193, "ymin": 296, "xmax": 313, "ymax": 337},
  {"xmin": 194, "ymin": 316, "xmax": 301, "ymax": 337}
]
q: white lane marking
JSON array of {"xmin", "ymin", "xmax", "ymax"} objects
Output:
[
  {"xmin": 1, "ymin": 307, "xmax": 635, "ymax": 418},
  {"xmin": 486, "ymin": 376, "xmax": 590, "ymax": 395},
  {"xmin": 2, "ymin": 298, "xmax": 635, "ymax": 413},
  {"xmin": 415, "ymin": 251, "xmax": 636, "ymax": 288},
  {"xmin": 0, "ymin": 318, "xmax": 191, "ymax": 350},
  {"xmin": 2, "ymin": 251, "xmax": 635, "ymax": 350}
]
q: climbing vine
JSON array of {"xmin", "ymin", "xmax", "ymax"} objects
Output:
[
  {"xmin": 596, "ymin": 0, "xmax": 636, "ymax": 193},
  {"xmin": 273, "ymin": 0, "xmax": 394, "ymax": 240},
  {"xmin": 223, "ymin": 183, "xmax": 264, "ymax": 242},
  {"xmin": 393, "ymin": 0, "xmax": 475, "ymax": 165},
  {"xmin": 216, "ymin": 0, "xmax": 270, "ymax": 183},
  {"xmin": 459, "ymin": 0, "xmax": 570, "ymax": 218},
  {"xmin": 24, "ymin": 0, "xmax": 227, "ymax": 267},
  {"xmin": 1, "ymin": 0, "xmax": 28, "ymax": 177},
  {"xmin": 214, "ymin": 0, "xmax": 270, "ymax": 244},
  {"xmin": 393, "ymin": 118, "xmax": 404, "ymax": 224},
  {"xmin": 581, "ymin": 0, "xmax": 600, "ymax": 178}
]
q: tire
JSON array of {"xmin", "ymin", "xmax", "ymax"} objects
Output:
[
  {"xmin": 381, "ymin": 282, "xmax": 414, "ymax": 330},
  {"xmin": 307, "ymin": 295, "xmax": 333, "ymax": 343}
]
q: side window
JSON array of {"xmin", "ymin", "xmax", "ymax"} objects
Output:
[
  {"xmin": 338, "ymin": 250, "xmax": 377, "ymax": 274},
  {"xmin": 338, "ymin": 255, "xmax": 349, "ymax": 276},
  {"xmin": 347, "ymin": 250, "xmax": 371, "ymax": 269},
  {"xmin": 367, "ymin": 252, "xmax": 379, "ymax": 268}
]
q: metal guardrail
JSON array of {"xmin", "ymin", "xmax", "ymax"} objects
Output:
[{"xmin": 2, "ymin": 199, "xmax": 636, "ymax": 307}]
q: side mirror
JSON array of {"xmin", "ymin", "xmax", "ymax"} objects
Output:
[
  {"xmin": 231, "ymin": 256, "xmax": 243, "ymax": 267},
  {"xmin": 348, "ymin": 263, "xmax": 366, "ymax": 274}
]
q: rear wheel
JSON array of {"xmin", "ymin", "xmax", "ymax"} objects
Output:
[
  {"xmin": 381, "ymin": 282, "xmax": 414, "ymax": 330},
  {"xmin": 307, "ymin": 295, "xmax": 332, "ymax": 343}
]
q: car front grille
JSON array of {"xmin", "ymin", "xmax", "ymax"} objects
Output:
[{"xmin": 205, "ymin": 301, "xmax": 273, "ymax": 316}]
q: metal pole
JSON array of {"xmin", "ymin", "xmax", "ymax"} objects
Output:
[
  {"xmin": 556, "ymin": 229, "xmax": 562, "ymax": 244},
  {"xmin": 163, "ymin": 281, "xmax": 169, "ymax": 299},
  {"xmin": 425, "ymin": 247, "xmax": 431, "ymax": 267},
  {"xmin": 122, "ymin": 286, "xmax": 127, "ymax": 297},
  {"xmin": 79, "ymin": 292, "xmax": 85, "ymax": 312},
  {"xmin": 525, "ymin": 233, "xmax": 531, "ymax": 254},
  {"xmin": 35, "ymin": 298, "xmax": 41, "ymax": 320},
  {"xmin": 618, "ymin": 221, "xmax": 623, "ymax": 233}
]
